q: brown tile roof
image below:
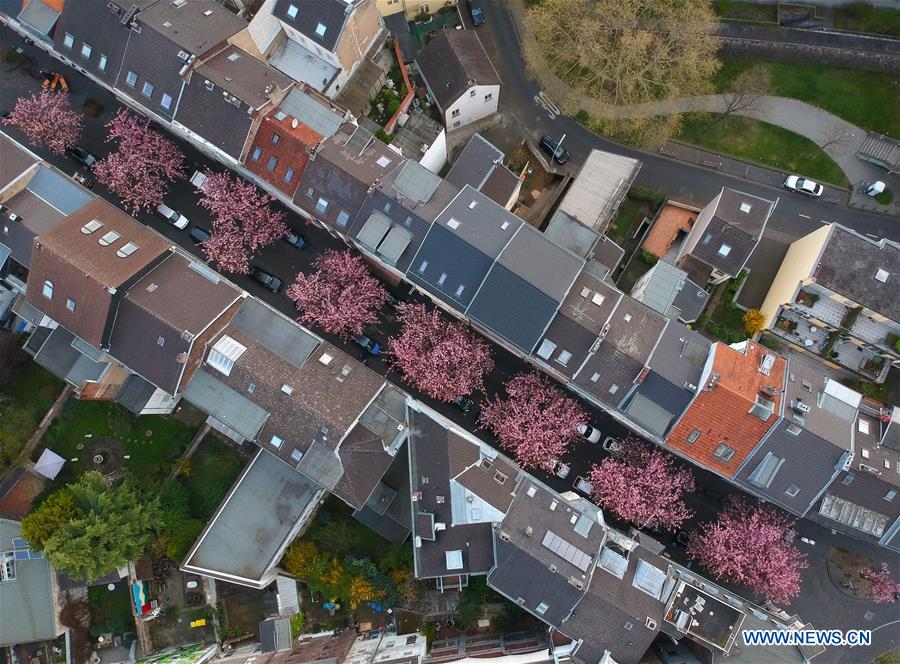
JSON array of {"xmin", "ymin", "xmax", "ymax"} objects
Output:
[
  {"xmin": 194, "ymin": 45, "xmax": 292, "ymax": 109},
  {"xmin": 643, "ymin": 203, "xmax": 696, "ymax": 258},
  {"xmin": 245, "ymin": 112, "xmax": 319, "ymax": 196},
  {"xmin": 666, "ymin": 341, "xmax": 786, "ymax": 477},
  {"xmin": 453, "ymin": 453, "xmax": 519, "ymax": 513},
  {"xmin": 479, "ymin": 165, "xmax": 521, "ymax": 208},
  {"xmin": 0, "ymin": 133, "xmax": 38, "ymax": 192},
  {"xmin": 0, "ymin": 469, "xmax": 44, "ymax": 520}
]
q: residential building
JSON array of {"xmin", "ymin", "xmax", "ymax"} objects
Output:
[
  {"xmin": 547, "ymin": 149, "xmax": 641, "ymax": 236},
  {"xmin": 630, "ymin": 259, "xmax": 710, "ymax": 324},
  {"xmin": 388, "ymin": 108, "xmax": 447, "ymax": 174},
  {"xmin": 445, "ymin": 134, "xmax": 522, "ymax": 210},
  {"xmin": 760, "ymin": 223, "xmax": 899, "ymax": 383},
  {"xmin": 115, "ymin": 0, "xmax": 247, "ymax": 122},
  {"xmin": 414, "ymin": 30, "xmax": 499, "ymax": 131},
  {"xmin": 244, "ymin": 85, "xmax": 347, "ymax": 197},
  {"xmin": 344, "ymin": 631, "xmax": 427, "ymax": 664},
  {"xmin": 376, "ymin": 0, "xmax": 457, "ymax": 20},
  {"xmin": 246, "ymin": 0, "xmax": 384, "ymax": 97},
  {"xmin": 666, "ymin": 340, "xmax": 786, "ymax": 478},
  {"xmin": 674, "ymin": 187, "xmax": 775, "ymax": 287},
  {"xmin": 173, "ymin": 44, "xmax": 294, "ymax": 162},
  {"xmin": 14, "ymin": 0, "xmax": 61, "ymax": 43},
  {"xmin": 53, "ymin": 0, "xmax": 158, "ymax": 87},
  {"xmin": 0, "ymin": 519, "xmax": 62, "ymax": 647}
]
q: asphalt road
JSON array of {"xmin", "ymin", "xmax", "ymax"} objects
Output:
[{"xmin": 1, "ymin": 25, "xmax": 898, "ymax": 660}]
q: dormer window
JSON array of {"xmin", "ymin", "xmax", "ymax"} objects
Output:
[
  {"xmin": 81, "ymin": 219, "xmax": 103, "ymax": 234},
  {"xmin": 98, "ymin": 230, "xmax": 120, "ymax": 246},
  {"xmin": 117, "ymin": 242, "xmax": 138, "ymax": 258}
]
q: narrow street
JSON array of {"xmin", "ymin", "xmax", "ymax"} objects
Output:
[{"xmin": 1, "ymin": 25, "xmax": 898, "ymax": 661}]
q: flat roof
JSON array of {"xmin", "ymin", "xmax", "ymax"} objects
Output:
[{"xmin": 556, "ymin": 150, "xmax": 641, "ymax": 233}]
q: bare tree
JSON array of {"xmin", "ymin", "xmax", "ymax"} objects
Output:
[
  {"xmin": 721, "ymin": 65, "xmax": 771, "ymax": 120},
  {"xmin": 819, "ymin": 123, "xmax": 850, "ymax": 151}
]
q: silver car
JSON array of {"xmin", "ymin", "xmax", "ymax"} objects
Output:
[{"xmin": 156, "ymin": 203, "xmax": 189, "ymax": 229}]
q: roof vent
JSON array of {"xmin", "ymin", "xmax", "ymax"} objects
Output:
[
  {"xmin": 875, "ymin": 269, "xmax": 889, "ymax": 283},
  {"xmin": 171, "ymin": 0, "xmax": 186, "ymax": 7},
  {"xmin": 291, "ymin": 118, "xmax": 299, "ymax": 128},
  {"xmin": 319, "ymin": 352, "xmax": 334, "ymax": 366},
  {"xmin": 499, "ymin": 531, "xmax": 511, "ymax": 543},
  {"xmin": 203, "ymin": 9, "xmax": 214, "ymax": 16},
  {"xmin": 525, "ymin": 526, "xmax": 534, "ymax": 537},
  {"xmin": 146, "ymin": 283, "xmax": 158, "ymax": 292},
  {"xmin": 569, "ymin": 578, "xmax": 584, "ymax": 590},
  {"xmin": 549, "ymin": 563, "xmax": 558, "ymax": 573},
  {"xmin": 706, "ymin": 372, "xmax": 720, "ymax": 390},
  {"xmin": 646, "ymin": 617, "xmax": 657, "ymax": 630},
  {"xmin": 739, "ymin": 202, "xmax": 752, "ymax": 214}
]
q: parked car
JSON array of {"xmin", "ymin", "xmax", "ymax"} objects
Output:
[
  {"xmin": 282, "ymin": 232, "xmax": 307, "ymax": 250},
  {"xmin": 540, "ymin": 135, "xmax": 570, "ymax": 164},
  {"xmin": 783, "ymin": 175, "xmax": 823, "ymax": 197},
  {"xmin": 354, "ymin": 334, "xmax": 382, "ymax": 356},
  {"xmin": 156, "ymin": 203, "xmax": 188, "ymax": 230},
  {"xmin": 385, "ymin": 292, "xmax": 404, "ymax": 309},
  {"xmin": 249, "ymin": 267, "xmax": 283, "ymax": 293},
  {"xmin": 466, "ymin": 0, "xmax": 485, "ymax": 26},
  {"xmin": 65, "ymin": 145, "xmax": 97, "ymax": 168},
  {"xmin": 452, "ymin": 395, "xmax": 475, "ymax": 413},
  {"xmin": 602, "ymin": 436, "xmax": 623, "ymax": 454},
  {"xmin": 674, "ymin": 530, "xmax": 691, "ymax": 548},
  {"xmin": 188, "ymin": 225, "xmax": 210, "ymax": 244},
  {"xmin": 577, "ymin": 423, "xmax": 602, "ymax": 444},
  {"xmin": 573, "ymin": 476, "xmax": 593, "ymax": 495},
  {"xmin": 554, "ymin": 461, "xmax": 570, "ymax": 480}
]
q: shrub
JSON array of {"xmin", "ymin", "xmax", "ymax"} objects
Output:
[
  {"xmin": 639, "ymin": 249, "xmax": 658, "ymax": 266},
  {"xmin": 575, "ymin": 109, "xmax": 590, "ymax": 123},
  {"xmin": 742, "ymin": 309, "xmax": 765, "ymax": 334}
]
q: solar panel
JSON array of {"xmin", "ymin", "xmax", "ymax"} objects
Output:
[
  {"xmin": 14, "ymin": 550, "xmax": 30, "ymax": 560},
  {"xmin": 11, "ymin": 537, "xmax": 28, "ymax": 550},
  {"xmin": 542, "ymin": 530, "xmax": 591, "ymax": 571}
]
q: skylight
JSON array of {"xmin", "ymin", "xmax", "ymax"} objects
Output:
[
  {"xmin": 446, "ymin": 218, "xmax": 461, "ymax": 230},
  {"xmin": 315, "ymin": 22, "xmax": 327, "ymax": 37},
  {"xmin": 875, "ymin": 269, "xmax": 889, "ymax": 283},
  {"xmin": 98, "ymin": 230, "xmax": 120, "ymax": 246},
  {"xmin": 207, "ymin": 335, "xmax": 247, "ymax": 376},
  {"xmin": 739, "ymin": 202, "xmax": 752, "ymax": 213},
  {"xmin": 286, "ymin": 4, "xmax": 298, "ymax": 18},
  {"xmin": 116, "ymin": 242, "xmax": 138, "ymax": 258},
  {"xmin": 81, "ymin": 219, "xmax": 103, "ymax": 234},
  {"xmin": 227, "ymin": 52, "xmax": 241, "ymax": 62},
  {"xmin": 376, "ymin": 155, "xmax": 391, "ymax": 168}
]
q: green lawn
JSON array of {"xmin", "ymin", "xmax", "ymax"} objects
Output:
[
  {"xmin": 833, "ymin": 3, "xmax": 900, "ymax": 37},
  {"xmin": 715, "ymin": 59, "xmax": 900, "ymax": 138},
  {"xmin": 181, "ymin": 434, "xmax": 246, "ymax": 520},
  {"xmin": 713, "ymin": 1, "xmax": 777, "ymax": 23},
  {"xmin": 676, "ymin": 113, "xmax": 848, "ymax": 187},
  {"xmin": 40, "ymin": 399, "xmax": 197, "ymax": 483},
  {"xmin": 0, "ymin": 338, "xmax": 64, "ymax": 470},
  {"xmin": 88, "ymin": 584, "xmax": 134, "ymax": 635}
]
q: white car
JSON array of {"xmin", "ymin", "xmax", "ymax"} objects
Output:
[
  {"xmin": 784, "ymin": 175, "xmax": 823, "ymax": 197},
  {"xmin": 577, "ymin": 423, "xmax": 602, "ymax": 444},
  {"xmin": 156, "ymin": 203, "xmax": 189, "ymax": 229}
]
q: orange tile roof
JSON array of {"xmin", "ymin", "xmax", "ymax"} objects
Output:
[
  {"xmin": 666, "ymin": 341, "xmax": 786, "ymax": 477},
  {"xmin": 643, "ymin": 203, "xmax": 696, "ymax": 258}
]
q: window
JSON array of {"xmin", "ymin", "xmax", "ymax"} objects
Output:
[
  {"xmin": 437, "ymin": 273, "xmax": 447, "ymax": 286},
  {"xmin": 272, "ymin": 133, "xmax": 280, "ymax": 144},
  {"xmin": 702, "ymin": 233, "xmax": 712, "ymax": 245},
  {"xmin": 484, "ymin": 93, "xmax": 493, "ymax": 102},
  {"xmin": 315, "ymin": 22, "xmax": 327, "ymax": 37},
  {"xmin": 281, "ymin": 384, "xmax": 294, "ymax": 395},
  {"xmin": 286, "ymin": 4, "xmax": 298, "ymax": 18},
  {"xmin": 142, "ymin": 81, "xmax": 154, "ymax": 97},
  {"xmin": 687, "ymin": 428, "xmax": 701, "ymax": 444},
  {"xmin": 270, "ymin": 435, "xmax": 283, "ymax": 449},
  {"xmin": 283, "ymin": 168, "xmax": 294, "ymax": 183},
  {"xmin": 161, "ymin": 93, "xmax": 173, "ymax": 110},
  {"xmin": 468, "ymin": 200, "xmax": 477, "ymax": 210},
  {"xmin": 451, "ymin": 109, "xmax": 461, "ymax": 118},
  {"xmin": 556, "ymin": 350, "xmax": 572, "ymax": 366},
  {"xmin": 536, "ymin": 339, "xmax": 557, "ymax": 360},
  {"xmin": 247, "ymin": 383, "xmax": 256, "ymax": 393},
  {"xmin": 862, "ymin": 448, "xmax": 870, "ymax": 459},
  {"xmin": 785, "ymin": 484, "xmax": 800, "ymax": 498},
  {"xmin": 64, "ymin": 33, "xmax": 74, "ymax": 48},
  {"xmin": 446, "ymin": 218, "xmax": 460, "ymax": 230},
  {"xmin": 718, "ymin": 243, "xmax": 732, "ymax": 257},
  {"xmin": 383, "ymin": 202, "xmax": 392, "ymax": 213},
  {"xmin": 306, "ymin": 187, "xmax": 314, "ymax": 198},
  {"xmin": 858, "ymin": 418, "xmax": 870, "ymax": 435},
  {"xmin": 42, "ymin": 280, "xmax": 53, "ymax": 299},
  {"xmin": 227, "ymin": 51, "xmax": 241, "ymax": 62},
  {"xmin": 116, "ymin": 242, "xmax": 138, "ymax": 258},
  {"xmin": 66, "ymin": 298, "xmax": 76, "ymax": 312},
  {"xmin": 608, "ymin": 384, "xmax": 619, "ymax": 394},
  {"xmin": 748, "ymin": 452, "xmax": 784, "ymax": 488},
  {"xmin": 801, "ymin": 380, "xmax": 812, "ymax": 392},
  {"xmin": 376, "ymin": 155, "xmax": 392, "ymax": 168},
  {"xmin": 455, "ymin": 284, "xmax": 465, "ymax": 298},
  {"xmin": 315, "ymin": 197, "xmax": 328, "ymax": 213},
  {"xmin": 99, "ymin": 54, "xmax": 108, "ymax": 71},
  {"xmin": 453, "ymin": 121, "xmax": 461, "ymax": 128},
  {"xmin": 81, "ymin": 219, "xmax": 103, "ymax": 234},
  {"xmin": 336, "ymin": 210, "xmax": 350, "ymax": 227},
  {"xmin": 266, "ymin": 155, "xmax": 278, "ymax": 172},
  {"xmin": 205, "ymin": 80, "xmax": 214, "ymax": 91},
  {"xmin": 842, "ymin": 473, "xmax": 854, "ymax": 485},
  {"xmin": 417, "ymin": 259, "xmax": 429, "ymax": 273},
  {"xmin": 81, "ymin": 43, "xmax": 92, "ymax": 59},
  {"xmin": 98, "ymin": 230, "xmax": 120, "ymax": 246},
  {"xmin": 786, "ymin": 423, "xmax": 802, "ymax": 436},
  {"xmin": 469, "ymin": 89, "xmax": 476, "ymax": 97},
  {"xmin": 404, "ymin": 215, "xmax": 413, "ymax": 227},
  {"xmin": 590, "ymin": 372, "xmax": 600, "ymax": 382},
  {"xmin": 126, "ymin": 71, "xmax": 137, "ymax": 87},
  {"xmin": 251, "ymin": 147, "xmax": 262, "ymax": 161},
  {"xmin": 535, "ymin": 602, "xmax": 549, "ymax": 615},
  {"xmin": 749, "ymin": 394, "xmax": 775, "ymax": 420},
  {"xmin": 207, "ymin": 335, "xmax": 247, "ymax": 376},
  {"xmin": 885, "ymin": 490, "xmax": 897, "ymax": 502},
  {"xmin": 157, "ymin": 336, "xmax": 165, "ymax": 347},
  {"xmin": 714, "ymin": 444, "xmax": 736, "ymax": 462}
]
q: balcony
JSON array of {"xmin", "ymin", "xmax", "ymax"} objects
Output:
[{"xmin": 792, "ymin": 290, "xmax": 899, "ymax": 356}]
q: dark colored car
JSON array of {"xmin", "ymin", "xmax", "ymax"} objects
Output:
[
  {"xmin": 540, "ymin": 135, "xmax": 570, "ymax": 164},
  {"xmin": 249, "ymin": 267, "xmax": 283, "ymax": 293},
  {"xmin": 65, "ymin": 145, "xmax": 97, "ymax": 168},
  {"xmin": 453, "ymin": 395, "xmax": 475, "ymax": 413},
  {"xmin": 354, "ymin": 334, "xmax": 382, "ymax": 356},
  {"xmin": 467, "ymin": 0, "xmax": 485, "ymax": 26},
  {"xmin": 188, "ymin": 225, "xmax": 210, "ymax": 244},
  {"xmin": 283, "ymin": 232, "xmax": 308, "ymax": 249}
]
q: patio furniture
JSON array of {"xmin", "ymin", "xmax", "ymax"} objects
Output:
[{"xmin": 803, "ymin": 339, "xmax": 814, "ymax": 347}]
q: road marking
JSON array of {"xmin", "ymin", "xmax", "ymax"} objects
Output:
[
  {"xmin": 798, "ymin": 213, "xmax": 811, "ymax": 219},
  {"xmin": 534, "ymin": 91, "xmax": 559, "ymax": 119}
]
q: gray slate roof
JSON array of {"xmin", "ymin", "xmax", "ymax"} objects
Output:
[
  {"xmin": 114, "ymin": 374, "xmax": 158, "ymax": 415},
  {"xmin": 631, "ymin": 260, "xmax": 687, "ymax": 317},
  {"xmin": 446, "ymin": 134, "xmax": 503, "ymax": 191},
  {"xmin": 184, "ymin": 450, "xmax": 321, "ymax": 583},
  {"xmin": 138, "ymin": 0, "xmax": 246, "ymax": 54},
  {"xmin": 229, "ymin": 298, "xmax": 319, "ymax": 368},
  {"xmin": 646, "ymin": 321, "xmax": 709, "ymax": 391},
  {"xmin": 33, "ymin": 326, "xmax": 107, "ymax": 387},
  {"xmin": 272, "ymin": 0, "xmax": 349, "ymax": 52},
  {"xmin": 280, "ymin": 88, "xmax": 345, "ymax": 139},
  {"xmin": 415, "ymin": 30, "xmax": 499, "ymax": 110},
  {"xmin": 671, "ymin": 275, "xmax": 710, "ymax": 324},
  {"xmin": 182, "ymin": 369, "xmax": 269, "ymax": 441},
  {"xmin": 622, "ymin": 372, "xmax": 693, "ymax": 437},
  {"xmin": 390, "ymin": 110, "xmax": 442, "ymax": 162},
  {"xmin": 0, "ymin": 519, "xmax": 57, "ymax": 646},
  {"xmin": 0, "ymin": 133, "xmax": 39, "ymax": 191}
]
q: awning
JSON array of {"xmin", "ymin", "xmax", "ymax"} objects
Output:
[{"xmin": 34, "ymin": 448, "xmax": 65, "ymax": 479}]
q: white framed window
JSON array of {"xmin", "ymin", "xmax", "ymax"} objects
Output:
[
  {"xmin": 885, "ymin": 490, "xmax": 897, "ymax": 502},
  {"xmin": 98, "ymin": 230, "xmax": 120, "ymax": 246},
  {"xmin": 556, "ymin": 350, "xmax": 573, "ymax": 366},
  {"xmin": 451, "ymin": 109, "xmax": 460, "ymax": 118},
  {"xmin": 142, "ymin": 81, "xmax": 154, "ymax": 98},
  {"xmin": 99, "ymin": 54, "xmax": 108, "ymax": 71},
  {"xmin": 437, "ymin": 272, "xmax": 447, "ymax": 286},
  {"xmin": 315, "ymin": 197, "xmax": 328, "ymax": 213},
  {"xmin": 858, "ymin": 418, "xmax": 870, "ymax": 435},
  {"xmin": 251, "ymin": 147, "xmax": 262, "ymax": 161},
  {"xmin": 281, "ymin": 384, "xmax": 294, "ymax": 395},
  {"xmin": 718, "ymin": 243, "xmax": 732, "ymax": 257},
  {"xmin": 207, "ymin": 335, "xmax": 247, "ymax": 376},
  {"xmin": 283, "ymin": 168, "xmax": 294, "ymax": 183},
  {"xmin": 42, "ymin": 280, "xmax": 53, "ymax": 299},
  {"xmin": 336, "ymin": 210, "xmax": 350, "ymax": 227},
  {"xmin": 484, "ymin": 93, "xmax": 493, "ymax": 102},
  {"xmin": 376, "ymin": 155, "xmax": 392, "ymax": 168},
  {"xmin": 536, "ymin": 339, "xmax": 557, "ymax": 360},
  {"xmin": 161, "ymin": 93, "xmax": 173, "ymax": 110},
  {"xmin": 81, "ymin": 43, "xmax": 92, "ymax": 59},
  {"xmin": 63, "ymin": 33, "xmax": 74, "ymax": 48},
  {"xmin": 687, "ymin": 428, "xmax": 701, "ymax": 443},
  {"xmin": 417, "ymin": 259, "xmax": 429, "ymax": 273},
  {"xmin": 66, "ymin": 298, "xmax": 76, "ymax": 312},
  {"xmin": 714, "ymin": 444, "xmax": 736, "ymax": 462},
  {"xmin": 749, "ymin": 394, "xmax": 775, "ymax": 420},
  {"xmin": 157, "ymin": 336, "xmax": 165, "ymax": 347},
  {"xmin": 535, "ymin": 602, "xmax": 549, "ymax": 615},
  {"xmin": 126, "ymin": 71, "xmax": 137, "ymax": 87}
]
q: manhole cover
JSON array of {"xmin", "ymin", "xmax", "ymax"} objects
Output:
[{"xmin": 864, "ymin": 611, "xmax": 875, "ymax": 621}]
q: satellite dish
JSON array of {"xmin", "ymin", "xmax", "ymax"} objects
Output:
[{"xmin": 291, "ymin": 118, "xmax": 298, "ymax": 129}]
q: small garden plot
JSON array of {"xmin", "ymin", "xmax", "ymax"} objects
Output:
[{"xmin": 368, "ymin": 66, "xmax": 408, "ymax": 128}]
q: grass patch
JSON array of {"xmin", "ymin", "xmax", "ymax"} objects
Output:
[
  {"xmin": 875, "ymin": 651, "xmax": 900, "ymax": 664},
  {"xmin": 0, "ymin": 337, "xmax": 65, "ymax": 470},
  {"xmin": 88, "ymin": 584, "xmax": 133, "ymax": 635},
  {"xmin": 40, "ymin": 399, "xmax": 197, "ymax": 484},
  {"xmin": 715, "ymin": 59, "xmax": 900, "ymax": 138},
  {"xmin": 608, "ymin": 196, "xmax": 657, "ymax": 245},
  {"xmin": 180, "ymin": 435, "xmax": 246, "ymax": 520},
  {"xmin": 713, "ymin": 1, "xmax": 777, "ymax": 23},
  {"xmin": 676, "ymin": 113, "xmax": 848, "ymax": 187},
  {"xmin": 874, "ymin": 188, "xmax": 894, "ymax": 205},
  {"xmin": 833, "ymin": 3, "xmax": 900, "ymax": 37}
]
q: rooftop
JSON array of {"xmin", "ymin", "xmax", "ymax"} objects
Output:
[
  {"xmin": 415, "ymin": 30, "xmax": 499, "ymax": 110},
  {"xmin": 269, "ymin": 37, "xmax": 339, "ymax": 91},
  {"xmin": 0, "ymin": 133, "xmax": 39, "ymax": 192},
  {"xmin": 272, "ymin": 0, "xmax": 351, "ymax": 53},
  {"xmin": 138, "ymin": 0, "xmax": 246, "ymax": 55},
  {"xmin": 445, "ymin": 134, "xmax": 517, "ymax": 207},
  {"xmin": 194, "ymin": 45, "xmax": 293, "ymax": 109},
  {"xmin": 664, "ymin": 579, "xmax": 745, "ymax": 652},
  {"xmin": 390, "ymin": 110, "xmax": 443, "ymax": 163},
  {"xmin": 279, "ymin": 87, "xmax": 345, "ymax": 140},
  {"xmin": 0, "ymin": 519, "xmax": 58, "ymax": 647}
]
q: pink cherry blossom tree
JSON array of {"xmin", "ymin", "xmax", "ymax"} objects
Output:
[
  {"xmin": 93, "ymin": 109, "xmax": 186, "ymax": 214},
  {"xmin": 197, "ymin": 171, "xmax": 288, "ymax": 274},
  {"xmin": 861, "ymin": 563, "xmax": 899, "ymax": 604},
  {"xmin": 479, "ymin": 372, "xmax": 587, "ymax": 470},
  {"xmin": 387, "ymin": 303, "xmax": 494, "ymax": 401},
  {"xmin": 687, "ymin": 498, "xmax": 808, "ymax": 605},
  {"xmin": 2, "ymin": 90, "xmax": 83, "ymax": 155},
  {"xmin": 589, "ymin": 438, "xmax": 695, "ymax": 531},
  {"xmin": 286, "ymin": 250, "xmax": 388, "ymax": 339}
]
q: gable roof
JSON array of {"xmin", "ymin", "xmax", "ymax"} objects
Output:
[
  {"xmin": 272, "ymin": 0, "xmax": 350, "ymax": 52},
  {"xmin": 445, "ymin": 134, "xmax": 520, "ymax": 208},
  {"xmin": 192, "ymin": 45, "xmax": 292, "ymax": 109},
  {"xmin": 332, "ymin": 423, "xmax": 394, "ymax": 511},
  {"xmin": 666, "ymin": 341, "xmax": 786, "ymax": 477},
  {"xmin": 415, "ymin": 30, "xmax": 499, "ymax": 110},
  {"xmin": 0, "ymin": 133, "xmax": 39, "ymax": 192},
  {"xmin": 137, "ymin": 0, "xmax": 246, "ymax": 55}
]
